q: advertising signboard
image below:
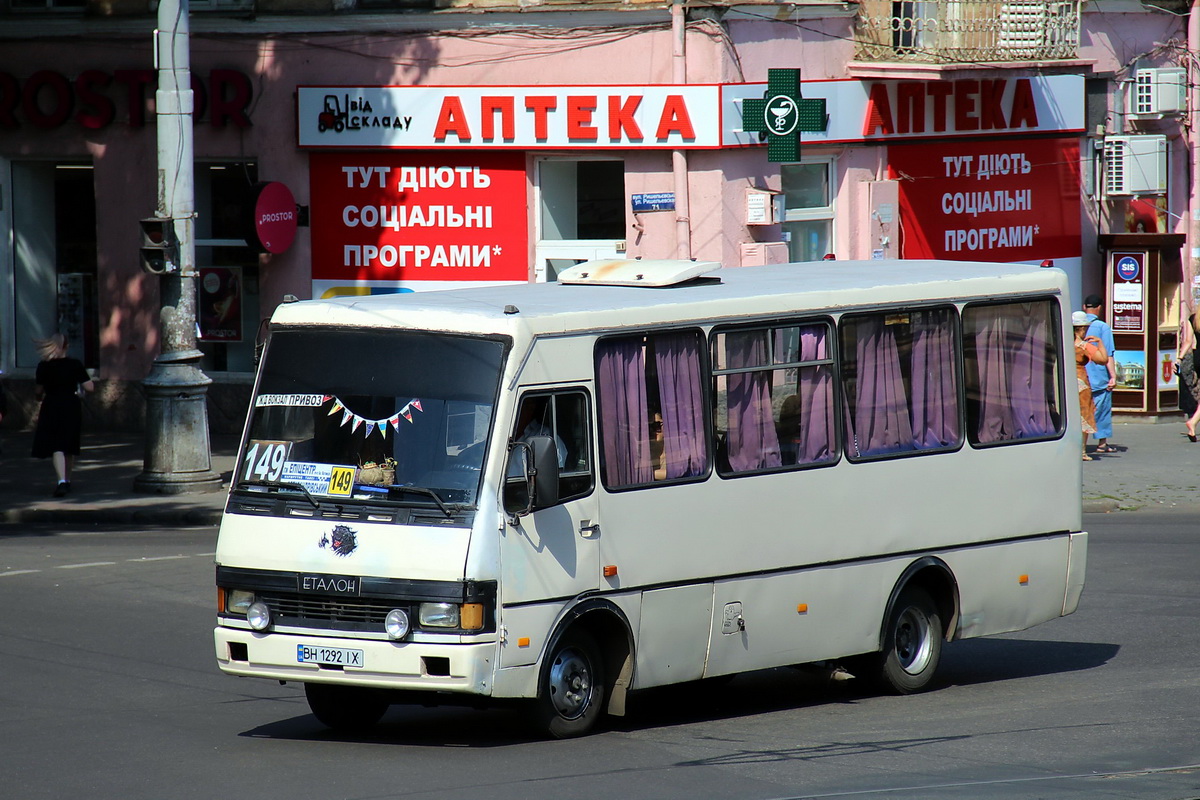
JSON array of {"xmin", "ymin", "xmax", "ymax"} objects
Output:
[
  {"xmin": 1110, "ymin": 251, "xmax": 1146, "ymax": 333},
  {"xmin": 887, "ymin": 137, "xmax": 1081, "ymax": 263},
  {"xmin": 309, "ymin": 151, "xmax": 529, "ymax": 296}
]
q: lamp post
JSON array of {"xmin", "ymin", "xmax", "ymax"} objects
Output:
[{"xmin": 133, "ymin": 0, "xmax": 221, "ymax": 495}]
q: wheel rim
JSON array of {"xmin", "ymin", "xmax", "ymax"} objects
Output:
[
  {"xmin": 548, "ymin": 646, "xmax": 593, "ymax": 720},
  {"xmin": 894, "ymin": 605, "xmax": 933, "ymax": 675}
]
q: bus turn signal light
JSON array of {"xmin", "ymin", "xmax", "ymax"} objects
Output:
[
  {"xmin": 1019, "ymin": 574, "xmax": 1030, "ymax": 585},
  {"xmin": 603, "ymin": 565, "xmax": 618, "ymax": 578},
  {"xmin": 460, "ymin": 603, "xmax": 484, "ymax": 630}
]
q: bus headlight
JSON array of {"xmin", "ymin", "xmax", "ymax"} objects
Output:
[
  {"xmin": 226, "ymin": 590, "xmax": 255, "ymax": 616},
  {"xmin": 247, "ymin": 601, "xmax": 272, "ymax": 631},
  {"xmin": 385, "ymin": 608, "xmax": 411, "ymax": 640},
  {"xmin": 419, "ymin": 602, "xmax": 459, "ymax": 628}
]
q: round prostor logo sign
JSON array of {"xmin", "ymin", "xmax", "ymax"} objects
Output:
[{"xmin": 254, "ymin": 181, "xmax": 298, "ymax": 254}]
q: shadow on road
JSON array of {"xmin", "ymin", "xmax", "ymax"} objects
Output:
[
  {"xmin": 939, "ymin": 638, "xmax": 1119, "ymax": 686},
  {"xmin": 235, "ymin": 638, "xmax": 1116, "ymax": 746}
]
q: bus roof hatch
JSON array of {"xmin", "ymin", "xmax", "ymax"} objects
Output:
[{"xmin": 557, "ymin": 258, "xmax": 722, "ymax": 288}]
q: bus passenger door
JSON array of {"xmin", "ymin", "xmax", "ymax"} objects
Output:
[{"xmin": 500, "ymin": 388, "xmax": 600, "ymax": 612}]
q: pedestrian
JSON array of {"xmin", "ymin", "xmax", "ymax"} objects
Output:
[
  {"xmin": 1073, "ymin": 311, "xmax": 1108, "ymax": 462},
  {"xmin": 1178, "ymin": 306, "xmax": 1200, "ymax": 441},
  {"xmin": 1082, "ymin": 294, "xmax": 1117, "ymax": 454},
  {"xmin": 31, "ymin": 333, "xmax": 94, "ymax": 496}
]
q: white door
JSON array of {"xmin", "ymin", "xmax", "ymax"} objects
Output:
[
  {"xmin": 500, "ymin": 386, "xmax": 600, "ymax": 609},
  {"xmin": 535, "ymin": 242, "xmax": 625, "ymax": 283},
  {"xmin": 535, "ymin": 158, "xmax": 626, "ymax": 282}
]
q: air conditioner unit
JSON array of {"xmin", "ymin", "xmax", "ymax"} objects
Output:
[
  {"xmin": 741, "ymin": 242, "xmax": 790, "ymax": 266},
  {"xmin": 1103, "ymin": 135, "xmax": 1167, "ymax": 196},
  {"xmin": 1129, "ymin": 68, "xmax": 1187, "ymax": 116}
]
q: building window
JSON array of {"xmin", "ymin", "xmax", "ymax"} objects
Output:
[
  {"xmin": 780, "ymin": 159, "xmax": 835, "ymax": 262},
  {"xmin": 196, "ymin": 162, "xmax": 259, "ymax": 374}
]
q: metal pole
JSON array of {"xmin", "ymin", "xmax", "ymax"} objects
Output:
[
  {"xmin": 134, "ymin": 0, "xmax": 221, "ymax": 495},
  {"xmin": 1188, "ymin": 0, "xmax": 1200, "ymax": 307},
  {"xmin": 671, "ymin": 0, "xmax": 692, "ymax": 260}
]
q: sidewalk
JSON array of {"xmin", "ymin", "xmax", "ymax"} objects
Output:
[
  {"xmin": 0, "ymin": 419, "xmax": 1198, "ymax": 527},
  {"xmin": 0, "ymin": 429, "xmax": 239, "ymax": 527}
]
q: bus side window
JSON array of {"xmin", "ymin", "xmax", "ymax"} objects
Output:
[
  {"xmin": 508, "ymin": 391, "xmax": 594, "ymax": 509},
  {"xmin": 839, "ymin": 307, "xmax": 962, "ymax": 460},
  {"xmin": 962, "ymin": 299, "xmax": 1063, "ymax": 445},
  {"xmin": 595, "ymin": 330, "xmax": 709, "ymax": 489},
  {"xmin": 713, "ymin": 321, "xmax": 837, "ymax": 475}
]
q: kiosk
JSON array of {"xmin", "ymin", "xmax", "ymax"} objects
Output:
[{"xmin": 1097, "ymin": 233, "xmax": 1185, "ymax": 418}]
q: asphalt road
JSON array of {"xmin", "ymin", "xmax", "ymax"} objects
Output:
[{"xmin": 0, "ymin": 513, "xmax": 1197, "ymax": 800}]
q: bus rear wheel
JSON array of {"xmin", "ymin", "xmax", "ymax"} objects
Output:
[
  {"xmin": 535, "ymin": 629, "xmax": 605, "ymax": 739},
  {"xmin": 304, "ymin": 683, "xmax": 389, "ymax": 732},
  {"xmin": 878, "ymin": 586, "xmax": 943, "ymax": 694}
]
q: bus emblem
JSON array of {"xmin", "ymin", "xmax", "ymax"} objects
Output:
[{"xmin": 319, "ymin": 524, "xmax": 359, "ymax": 557}]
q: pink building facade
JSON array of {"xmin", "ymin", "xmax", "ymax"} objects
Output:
[{"xmin": 0, "ymin": 1, "xmax": 1194, "ymax": 430}]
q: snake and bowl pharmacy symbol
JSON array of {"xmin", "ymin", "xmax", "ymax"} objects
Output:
[
  {"xmin": 319, "ymin": 524, "xmax": 359, "ymax": 557},
  {"xmin": 765, "ymin": 95, "xmax": 799, "ymax": 136}
]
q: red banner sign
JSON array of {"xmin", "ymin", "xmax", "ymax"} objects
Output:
[
  {"xmin": 888, "ymin": 137, "xmax": 1081, "ymax": 262},
  {"xmin": 309, "ymin": 151, "xmax": 529, "ymax": 284}
]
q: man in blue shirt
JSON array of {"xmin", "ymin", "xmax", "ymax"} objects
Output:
[{"xmin": 1083, "ymin": 294, "xmax": 1117, "ymax": 454}]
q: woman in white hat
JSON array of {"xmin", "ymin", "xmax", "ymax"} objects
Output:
[{"xmin": 1072, "ymin": 310, "xmax": 1109, "ymax": 461}]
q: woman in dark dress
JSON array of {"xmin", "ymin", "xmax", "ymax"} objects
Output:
[{"xmin": 32, "ymin": 334, "xmax": 93, "ymax": 496}]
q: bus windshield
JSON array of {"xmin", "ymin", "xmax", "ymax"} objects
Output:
[{"xmin": 236, "ymin": 328, "xmax": 507, "ymax": 508}]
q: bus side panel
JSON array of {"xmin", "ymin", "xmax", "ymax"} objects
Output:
[
  {"xmin": 705, "ymin": 561, "xmax": 893, "ymax": 679},
  {"xmin": 634, "ymin": 584, "xmax": 713, "ymax": 688},
  {"xmin": 942, "ymin": 534, "xmax": 1072, "ymax": 640},
  {"xmin": 1064, "ymin": 531, "xmax": 1088, "ymax": 615},
  {"xmin": 494, "ymin": 591, "xmax": 643, "ymax": 698}
]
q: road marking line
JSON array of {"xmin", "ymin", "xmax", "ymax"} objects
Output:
[
  {"xmin": 57, "ymin": 561, "xmax": 117, "ymax": 569},
  {"xmin": 0, "ymin": 569, "xmax": 41, "ymax": 577},
  {"xmin": 127, "ymin": 555, "xmax": 189, "ymax": 562}
]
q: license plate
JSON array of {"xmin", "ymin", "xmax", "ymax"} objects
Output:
[{"xmin": 297, "ymin": 644, "xmax": 364, "ymax": 668}]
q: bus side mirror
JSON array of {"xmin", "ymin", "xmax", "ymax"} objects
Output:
[
  {"xmin": 503, "ymin": 436, "xmax": 559, "ymax": 516},
  {"xmin": 526, "ymin": 435, "xmax": 559, "ymax": 508}
]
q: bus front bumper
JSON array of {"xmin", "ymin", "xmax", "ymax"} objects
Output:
[{"xmin": 214, "ymin": 627, "xmax": 498, "ymax": 695}]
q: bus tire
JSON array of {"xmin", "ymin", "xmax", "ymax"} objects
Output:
[
  {"xmin": 879, "ymin": 586, "xmax": 943, "ymax": 694},
  {"xmin": 304, "ymin": 683, "xmax": 389, "ymax": 732},
  {"xmin": 535, "ymin": 629, "xmax": 605, "ymax": 739}
]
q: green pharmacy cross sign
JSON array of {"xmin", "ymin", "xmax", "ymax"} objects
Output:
[{"xmin": 742, "ymin": 69, "xmax": 827, "ymax": 162}]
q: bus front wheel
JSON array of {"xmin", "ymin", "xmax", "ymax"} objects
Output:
[
  {"xmin": 535, "ymin": 629, "xmax": 606, "ymax": 739},
  {"xmin": 304, "ymin": 683, "xmax": 389, "ymax": 732},
  {"xmin": 878, "ymin": 586, "xmax": 943, "ymax": 694}
]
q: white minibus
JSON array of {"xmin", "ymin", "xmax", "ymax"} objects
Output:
[{"xmin": 214, "ymin": 258, "xmax": 1087, "ymax": 738}]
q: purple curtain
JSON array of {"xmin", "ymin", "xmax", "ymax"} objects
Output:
[
  {"xmin": 846, "ymin": 316, "xmax": 915, "ymax": 457},
  {"xmin": 910, "ymin": 310, "xmax": 960, "ymax": 448},
  {"xmin": 973, "ymin": 308, "xmax": 1014, "ymax": 442},
  {"xmin": 655, "ymin": 332, "xmax": 706, "ymax": 478},
  {"xmin": 797, "ymin": 325, "xmax": 834, "ymax": 463},
  {"xmin": 972, "ymin": 304, "xmax": 1056, "ymax": 443},
  {"xmin": 726, "ymin": 330, "xmax": 782, "ymax": 471},
  {"xmin": 596, "ymin": 339, "xmax": 652, "ymax": 486},
  {"xmin": 1009, "ymin": 308, "xmax": 1057, "ymax": 437}
]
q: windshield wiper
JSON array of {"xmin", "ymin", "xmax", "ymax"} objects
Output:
[
  {"xmin": 238, "ymin": 479, "xmax": 320, "ymax": 509},
  {"xmin": 388, "ymin": 485, "xmax": 455, "ymax": 518}
]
